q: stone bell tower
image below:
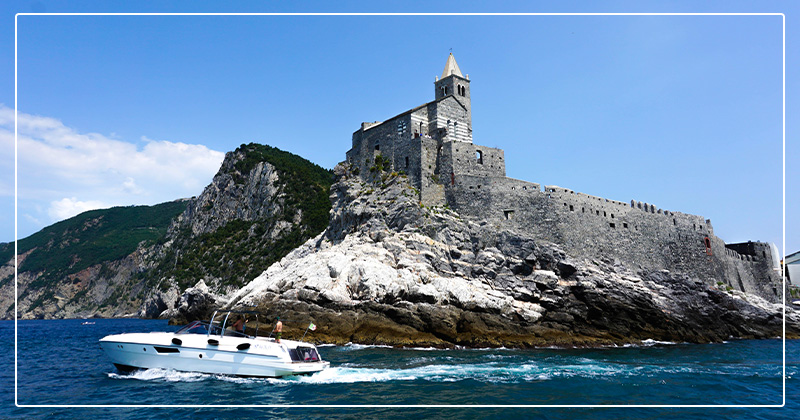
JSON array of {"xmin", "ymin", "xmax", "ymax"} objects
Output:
[{"xmin": 434, "ymin": 53, "xmax": 471, "ymax": 118}]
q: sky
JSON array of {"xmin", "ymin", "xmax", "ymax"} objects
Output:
[{"xmin": 0, "ymin": 1, "xmax": 797, "ymax": 258}]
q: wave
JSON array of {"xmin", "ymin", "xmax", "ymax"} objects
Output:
[
  {"xmin": 108, "ymin": 368, "xmax": 210, "ymax": 383},
  {"xmin": 271, "ymin": 361, "xmax": 630, "ymax": 385},
  {"xmin": 638, "ymin": 339, "xmax": 678, "ymax": 346},
  {"xmin": 107, "ymin": 368, "xmax": 270, "ymax": 384},
  {"xmin": 404, "ymin": 346, "xmax": 448, "ymax": 351},
  {"xmin": 612, "ymin": 339, "xmax": 679, "ymax": 348},
  {"xmin": 105, "ymin": 346, "xmax": 779, "ymax": 386},
  {"xmin": 340, "ymin": 342, "xmax": 394, "ymax": 350}
]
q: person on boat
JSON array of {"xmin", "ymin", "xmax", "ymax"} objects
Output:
[
  {"xmin": 275, "ymin": 316, "xmax": 283, "ymax": 343},
  {"xmin": 232, "ymin": 317, "xmax": 247, "ymax": 335}
]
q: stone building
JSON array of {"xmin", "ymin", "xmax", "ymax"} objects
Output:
[
  {"xmin": 787, "ymin": 250, "xmax": 800, "ymax": 287},
  {"xmin": 345, "ymin": 54, "xmax": 783, "ymax": 302}
]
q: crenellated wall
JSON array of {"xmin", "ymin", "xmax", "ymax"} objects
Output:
[{"xmin": 442, "ymin": 178, "xmax": 782, "ymax": 301}]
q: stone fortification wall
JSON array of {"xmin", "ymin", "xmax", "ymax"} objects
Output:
[
  {"xmin": 725, "ymin": 241, "xmax": 774, "ymax": 259},
  {"xmin": 443, "ymin": 179, "xmax": 782, "ymax": 301},
  {"xmin": 420, "ymin": 136, "xmax": 446, "ymax": 206},
  {"xmin": 715, "ymin": 243, "xmax": 781, "ymax": 300},
  {"xmin": 440, "ymin": 141, "xmax": 505, "ymax": 182}
]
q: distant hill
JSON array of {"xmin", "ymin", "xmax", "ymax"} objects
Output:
[
  {"xmin": 1, "ymin": 142, "xmax": 333, "ymax": 320},
  {"xmin": 0, "ymin": 201, "xmax": 187, "ymax": 289}
]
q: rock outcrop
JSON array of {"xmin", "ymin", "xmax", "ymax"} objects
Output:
[
  {"xmin": 5, "ymin": 142, "xmax": 794, "ymax": 348},
  {"xmin": 224, "ymin": 165, "xmax": 799, "ymax": 347},
  {"xmin": 3, "ymin": 143, "xmax": 332, "ymax": 320},
  {"xmin": 140, "ymin": 143, "xmax": 333, "ymax": 294}
]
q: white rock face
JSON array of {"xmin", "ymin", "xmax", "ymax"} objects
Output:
[
  {"xmin": 222, "ymin": 167, "xmax": 795, "ymax": 347},
  {"xmin": 229, "ymin": 229, "xmax": 546, "ymax": 322}
]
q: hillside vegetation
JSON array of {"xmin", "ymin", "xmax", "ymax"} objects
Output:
[
  {"xmin": 145, "ymin": 143, "xmax": 334, "ymax": 291},
  {"xmin": 0, "ymin": 201, "xmax": 187, "ymax": 291},
  {"xmin": 4, "ymin": 142, "xmax": 335, "ymax": 320}
]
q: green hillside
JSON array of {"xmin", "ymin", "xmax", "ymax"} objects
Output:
[
  {"xmin": 149, "ymin": 143, "xmax": 334, "ymax": 290},
  {"xmin": 0, "ymin": 201, "xmax": 188, "ymax": 289},
  {"xmin": 230, "ymin": 143, "xmax": 333, "ymax": 232},
  {"xmin": 4, "ymin": 142, "xmax": 336, "ymax": 319}
]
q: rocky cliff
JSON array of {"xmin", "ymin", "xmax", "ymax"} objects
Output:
[
  {"xmin": 3, "ymin": 143, "xmax": 332, "ymax": 320},
  {"xmin": 5, "ymin": 143, "xmax": 795, "ymax": 349},
  {"xmin": 223, "ymin": 164, "xmax": 799, "ymax": 347},
  {"xmin": 0, "ymin": 201, "xmax": 187, "ymax": 319}
]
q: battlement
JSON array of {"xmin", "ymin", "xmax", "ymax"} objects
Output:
[{"xmin": 725, "ymin": 241, "xmax": 773, "ymax": 259}]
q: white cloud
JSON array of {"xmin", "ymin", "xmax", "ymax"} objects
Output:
[
  {"xmin": 0, "ymin": 105, "xmax": 226, "ymax": 238},
  {"xmin": 48, "ymin": 197, "xmax": 108, "ymax": 221},
  {"xmin": 23, "ymin": 213, "xmax": 41, "ymax": 226},
  {"xmin": 121, "ymin": 177, "xmax": 142, "ymax": 195}
]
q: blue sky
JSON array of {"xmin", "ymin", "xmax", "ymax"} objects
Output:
[{"xmin": 1, "ymin": 1, "xmax": 797, "ymax": 258}]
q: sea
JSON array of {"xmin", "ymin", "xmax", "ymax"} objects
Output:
[{"xmin": 1, "ymin": 318, "xmax": 798, "ymax": 419}]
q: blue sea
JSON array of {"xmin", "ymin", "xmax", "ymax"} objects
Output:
[{"xmin": 1, "ymin": 319, "xmax": 797, "ymax": 419}]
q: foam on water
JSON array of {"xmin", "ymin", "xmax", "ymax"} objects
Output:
[
  {"xmin": 102, "ymin": 340, "xmax": 784, "ymax": 388},
  {"xmin": 340, "ymin": 342, "xmax": 394, "ymax": 350},
  {"xmin": 104, "ymin": 358, "xmax": 671, "ymax": 386},
  {"xmin": 107, "ymin": 368, "xmax": 274, "ymax": 384},
  {"xmin": 264, "ymin": 360, "xmax": 638, "ymax": 385},
  {"xmin": 108, "ymin": 368, "xmax": 210, "ymax": 383}
]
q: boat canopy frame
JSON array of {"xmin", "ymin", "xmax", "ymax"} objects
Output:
[{"xmin": 208, "ymin": 309, "xmax": 265, "ymax": 338}]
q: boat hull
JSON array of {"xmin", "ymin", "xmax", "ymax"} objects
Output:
[{"xmin": 100, "ymin": 333, "xmax": 329, "ymax": 378}]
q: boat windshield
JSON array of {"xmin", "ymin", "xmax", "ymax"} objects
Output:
[
  {"xmin": 175, "ymin": 320, "xmax": 210, "ymax": 335},
  {"xmin": 289, "ymin": 346, "xmax": 320, "ymax": 362}
]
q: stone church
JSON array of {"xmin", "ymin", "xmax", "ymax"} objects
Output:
[{"xmin": 346, "ymin": 54, "xmax": 783, "ymax": 302}]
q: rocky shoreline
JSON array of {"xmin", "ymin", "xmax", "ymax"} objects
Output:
[
  {"xmin": 206, "ymin": 165, "xmax": 798, "ymax": 348},
  {"xmin": 9, "ymin": 157, "xmax": 795, "ymax": 349}
]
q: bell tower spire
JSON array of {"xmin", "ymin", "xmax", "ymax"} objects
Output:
[
  {"xmin": 434, "ymin": 53, "xmax": 471, "ymax": 117},
  {"xmin": 441, "ymin": 53, "xmax": 463, "ymax": 78}
]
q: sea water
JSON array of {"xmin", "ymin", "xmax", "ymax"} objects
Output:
[{"xmin": 2, "ymin": 318, "xmax": 798, "ymax": 419}]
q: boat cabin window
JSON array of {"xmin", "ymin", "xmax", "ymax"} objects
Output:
[{"xmin": 289, "ymin": 346, "xmax": 320, "ymax": 362}]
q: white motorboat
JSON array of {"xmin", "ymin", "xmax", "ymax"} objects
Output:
[{"xmin": 99, "ymin": 310, "xmax": 330, "ymax": 378}]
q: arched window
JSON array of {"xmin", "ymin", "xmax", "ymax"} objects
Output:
[{"xmin": 476, "ymin": 150, "xmax": 483, "ymax": 164}]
